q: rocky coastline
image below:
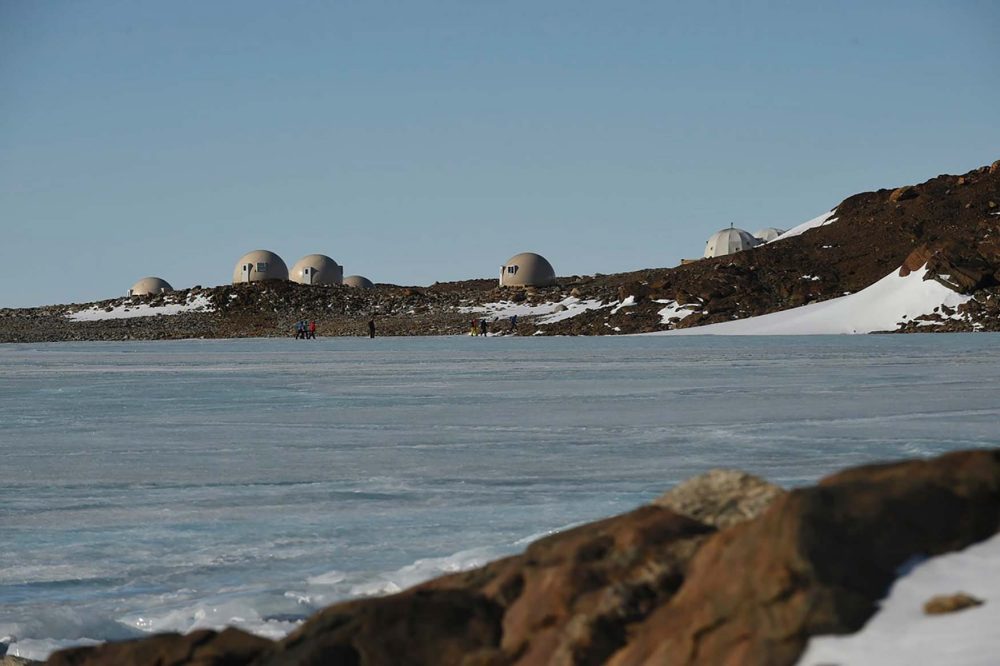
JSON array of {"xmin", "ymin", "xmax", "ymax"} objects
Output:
[
  {"xmin": 2, "ymin": 161, "xmax": 999, "ymax": 342},
  {"xmin": 30, "ymin": 448, "xmax": 999, "ymax": 665}
]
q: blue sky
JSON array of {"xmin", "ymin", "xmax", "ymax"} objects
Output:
[{"xmin": 2, "ymin": 1, "xmax": 998, "ymax": 307}]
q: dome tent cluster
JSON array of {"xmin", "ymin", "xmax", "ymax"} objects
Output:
[
  {"xmin": 125, "ymin": 251, "xmax": 370, "ymax": 297},
  {"xmin": 701, "ymin": 225, "xmax": 786, "ymax": 259},
  {"xmin": 122, "ymin": 222, "xmax": 794, "ymax": 301},
  {"xmin": 124, "ymin": 248, "xmax": 562, "ymax": 299},
  {"xmin": 232, "ymin": 250, "xmax": 370, "ymax": 288}
]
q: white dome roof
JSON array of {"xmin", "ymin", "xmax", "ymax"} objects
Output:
[
  {"xmin": 342, "ymin": 275, "xmax": 374, "ymax": 289},
  {"xmin": 499, "ymin": 252, "xmax": 556, "ymax": 287},
  {"xmin": 232, "ymin": 250, "xmax": 288, "ymax": 283},
  {"xmin": 129, "ymin": 277, "xmax": 172, "ymax": 296},
  {"xmin": 704, "ymin": 228, "xmax": 758, "ymax": 258},
  {"xmin": 753, "ymin": 227, "xmax": 786, "ymax": 243},
  {"xmin": 290, "ymin": 254, "xmax": 343, "ymax": 286}
]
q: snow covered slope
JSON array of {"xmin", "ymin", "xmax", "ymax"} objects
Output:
[
  {"xmin": 67, "ymin": 295, "xmax": 213, "ymax": 321},
  {"xmin": 772, "ymin": 210, "xmax": 837, "ymax": 242},
  {"xmin": 652, "ymin": 266, "xmax": 970, "ymax": 335},
  {"xmin": 799, "ymin": 532, "xmax": 1000, "ymax": 666},
  {"xmin": 460, "ymin": 297, "xmax": 606, "ymax": 324}
]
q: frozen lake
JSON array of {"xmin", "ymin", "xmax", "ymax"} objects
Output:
[{"xmin": 2, "ymin": 335, "xmax": 999, "ymax": 659}]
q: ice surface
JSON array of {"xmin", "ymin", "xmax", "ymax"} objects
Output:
[
  {"xmin": 800, "ymin": 532, "xmax": 1000, "ymax": 666},
  {"xmin": 2, "ymin": 335, "xmax": 1000, "ymax": 659},
  {"xmin": 652, "ymin": 266, "xmax": 969, "ymax": 335},
  {"xmin": 67, "ymin": 295, "xmax": 213, "ymax": 321}
]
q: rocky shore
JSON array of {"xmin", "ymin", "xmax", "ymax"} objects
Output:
[
  {"xmin": 2, "ymin": 161, "xmax": 999, "ymax": 342},
  {"xmin": 36, "ymin": 448, "xmax": 1000, "ymax": 666}
]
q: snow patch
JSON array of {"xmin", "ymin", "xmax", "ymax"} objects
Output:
[
  {"xmin": 460, "ymin": 297, "xmax": 606, "ymax": 325},
  {"xmin": 772, "ymin": 211, "xmax": 838, "ymax": 242},
  {"xmin": 610, "ymin": 296, "xmax": 636, "ymax": 314},
  {"xmin": 650, "ymin": 266, "xmax": 970, "ymax": 336},
  {"xmin": 654, "ymin": 299, "xmax": 700, "ymax": 325},
  {"xmin": 67, "ymin": 295, "xmax": 213, "ymax": 321},
  {"xmin": 799, "ymin": 532, "xmax": 1000, "ymax": 666}
]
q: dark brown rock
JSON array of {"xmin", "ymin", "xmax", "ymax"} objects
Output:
[
  {"xmin": 46, "ymin": 628, "xmax": 271, "ymax": 666},
  {"xmin": 899, "ymin": 245, "xmax": 934, "ymax": 276},
  {"xmin": 258, "ymin": 589, "xmax": 504, "ymax": 666},
  {"xmin": 900, "ymin": 243, "xmax": 996, "ymax": 294},
  {"xmin": 249, "ymin": 504, "xmax": 714, "ymax": 666},
  {"xmin": 923, "ymin": 592, "xmax": 984, "ymax": 615},
  {"xmin": 889, "ymin": 185, "xmax": 919, "ymax": 202},
  {"xmin": 607, "ymin": 449, "xmax": 1000, "ymax": 666}
]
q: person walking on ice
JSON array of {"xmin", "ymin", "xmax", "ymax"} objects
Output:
[{"xmin": 368, "ymin": 317, "xmax": 376, "ymax": 339}]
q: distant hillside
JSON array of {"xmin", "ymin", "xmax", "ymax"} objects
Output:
[
  {"xmin": 1, "ymin": 159, "xmax": 998, "ymax": 342},
  {"xmin": 542, "ymin": 158, "xmax": 1000, "ymax": 335}
]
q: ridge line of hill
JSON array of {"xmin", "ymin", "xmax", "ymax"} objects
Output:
[{"xmin": 1, "ymin": 159, "xmax": 998, "ymax": 342}]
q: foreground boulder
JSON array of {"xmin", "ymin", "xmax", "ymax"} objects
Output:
[
  {"xmin": 610, "ymin": 450, "xmax": 1000, "ymax": 665},
  {"xmin": 46, "ymin": 629, "xmax": 271, "ymax": 666},
  {"xmin": 45, "ymin": 449, "xmax": 1000, "ymax": 666}
]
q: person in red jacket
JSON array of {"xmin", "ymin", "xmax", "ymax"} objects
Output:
[{"xmin": 308, "ymin": 320, "xmax": 317, "ymax": 339}]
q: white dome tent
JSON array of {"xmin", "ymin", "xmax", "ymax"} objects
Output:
[
  {"xmin": 342, "ymin": 275, "xmax": 375, "ymax": 289},
  {"xmin": 704, "ymin": 226, "xmax": 759, "ymax": 258},
  {"xmin": 128, "ymin": 277, "xmax": 173, "ymax": 296},
  {"xmin": 290, "ymin": 254, "xmax": 343, "ymax": 286},
  {"xmin": 499, "ymin": 252, "xmax": 557, "ymax": 287},
  {"xmin": 754, "ymin": 227, "xmax": 786, "ymax": 243},
  {"xmin": 232, "ymin": 250, "xmax": 289, "ymax": 283}
]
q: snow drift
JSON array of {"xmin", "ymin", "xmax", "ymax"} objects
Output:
[{"xmin": 653, "ymin": 265, "xmax": 970, "ymax": 335}]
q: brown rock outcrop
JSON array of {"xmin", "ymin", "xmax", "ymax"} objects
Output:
[
  {"xmin": 45, "ymin": 449, "xmax": 1000, "ymax": 666},
  {"xmin": 261, "ymin": 589, "xmax": 504, "ymax": 666},
  {"xmin": 265, "ymin": 506, "xmax": 715, "ymax": 666},
  {"xmin": 889, "ymin": 185, "xmax": 920, "ymax": 202},
  {"xmin": 46, "ymin": 628, "xmax": 271, "ymax": 666},
  {"xmin": 608, "ymin": 449, "xmax": 1000, "ymax": 665},
  {"xmin": 901, "ymin": 242, "xmax": 998, "ymax": 294}
]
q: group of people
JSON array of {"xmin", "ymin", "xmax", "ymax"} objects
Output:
[
  {"xmin": 294, "ymin": 319, "xmax": 376, "ymax": 339},
  {"xmin": 293, "ymin": 320, "xmax": 317, "ymax": 339},
  {"xmin": 294, "ymin": 315, "xmax": 529, "ymax": 339},
  {"xmin": 470, "ymin": 315, "xmax": 518, "ymax": 336}
]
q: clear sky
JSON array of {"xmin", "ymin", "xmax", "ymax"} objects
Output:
[{"xmin": 2, "ymin": 1, "xmax": 998, "ymax": 307}]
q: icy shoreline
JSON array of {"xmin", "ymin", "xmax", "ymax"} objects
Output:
[{"xmin": 10, "ymin": 449, "xmax": 999, "ymax": 665}]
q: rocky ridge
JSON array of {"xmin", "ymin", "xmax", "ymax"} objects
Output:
[
  {"xmin": 2, "ymin": 160, "xmax": 999, "ymax": 342},
  {"xmin": 41, "ymin": 448, "xmax": 1000, "ymax": 665}
]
